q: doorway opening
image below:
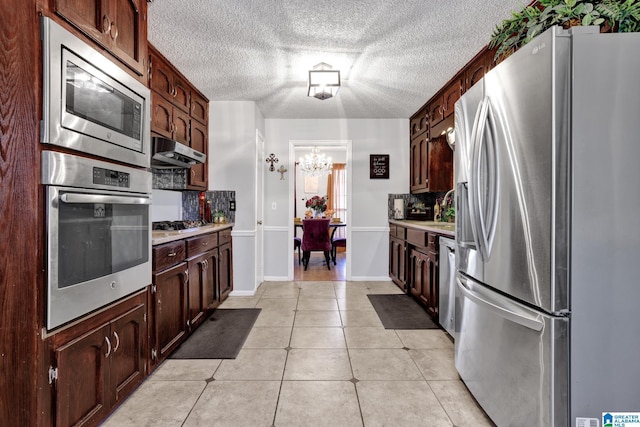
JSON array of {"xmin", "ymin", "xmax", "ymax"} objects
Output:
[{"xmin": 288, "ymin": 140, "xmax": 352, "ymax": 281}]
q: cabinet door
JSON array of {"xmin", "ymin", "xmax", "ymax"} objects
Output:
[
  {"xmin": 218, "ymin": 241, "xmax": 233, "ymax": 302},
  {"xmin": 188, "ymin": 120, "xmax": 208, "ymax": 190},
  {"xmin": 191, "ymin": 91, "xmax": 209, "ymax": 124},
  {"xmin": 465, "ymin": 48, "xmax": 494, "ymax": 91},
  {"xmin": 149, "ymin": 51, "xmax": 174, "ymax": 99},
  {"xmin": 54, "ymin": 323, "xmax": 111, "ymax": 427},
  {"xmin": 108, "ymin": 0, "xmax": 147, "ymax": 76},
  {"xmin": 53, "ymin": 0, "xmax": 109, "ymax": 48},
  {"xmin": 187, "ymin": 251, "xmax": 217, "ymax": 329},
  {"xmin": 409, "ymin": 108, "xmax": 428, "ymax": 139},
  {"xmin": 151, "ymin": 93, "xmax": 173, "ymax": 139},
  {"xmin": 410, "ymin": 134, "xmax": 428, "ymax": 193},
  {"xmin": 389, "ymin": 237, "xmax": 406, "ymax": 291},
  {"xmin": 109, "ymin": 302, "xmax": 146, "ymax": 405},
  {"xmin": 442, "ymin": 80, "xmax": 462, "ymax": 119},
  {"xmin": 172, "ymin": 108, "xmax": 190, "ymax": 146},
  {"xmin": 426, "ymin": 136, "xmax": 454, "ymax": 192},
  {"xmin": 172, "ymin": 75, "xmax": 191, "ymax": 113},
  {"xmin": 424, "ymin": 251, "xmax": 439, "ymax": 319},
  {"xmin": 153, "ymin": 262, "xmax": 188, "ymax": 361},
  {"xmin": 203, "ymin": 250, "xmax": 219, "ymax": 310},
  {"xmin": 428, "ymin": 96, "xmax": 444, "ymax": 127}
]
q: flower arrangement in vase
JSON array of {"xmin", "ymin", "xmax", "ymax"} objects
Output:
[{"xmin": 305, "ymin": 195, "xmax": 328, "ymax": 218}]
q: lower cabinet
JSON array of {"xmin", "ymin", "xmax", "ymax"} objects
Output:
[
  {"xmin": 152, "ymin": 261, "xmax": 188, "ymax": 364},
  {"xmin": 389, "ymin": 236, "xmax": 406, "ymax": 291},
  {"xmin": 187, "ymin": 249, "xmax": 219, "ymax": 331},
  {"xmin": 50, "ymin": 291, "xmax": 147, "ymax": 427},
  {"xmin": 219, "ymin": 241, "xmax": 233, "ymax": 301},
  {"xmin": 408, "ymin": 248, "xmax": 438, "ymax": 318},
  {"xmin": 391, "ymin": 223, "xmax": 443, "ymax": 320}
]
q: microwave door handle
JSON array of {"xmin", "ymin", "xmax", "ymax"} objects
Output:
[{"xmin": 60, "ymin": 193, "xmax": 151, "ymax": 205}]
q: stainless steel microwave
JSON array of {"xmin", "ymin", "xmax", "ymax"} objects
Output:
[{"xmin": 41, "ymin": 17, "xmax": 151, "ymax": 168}]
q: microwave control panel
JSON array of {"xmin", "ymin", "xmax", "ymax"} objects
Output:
[{"xmin": 93, "ymin": 167, "xmax": 130, "ymax": 188}]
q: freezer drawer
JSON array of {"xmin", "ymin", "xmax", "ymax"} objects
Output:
[{"xmin": 455, "ymin": 273, "xmax": 568, "ymax": 426}]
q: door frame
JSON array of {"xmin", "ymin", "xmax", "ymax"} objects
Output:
[
  {"xmin": 255, "ymin": 130, "xmax": 265, "ymax": 289},
  {"xmin": 288, "ymin": 140, "xmax": 352, "ymax": 280}
]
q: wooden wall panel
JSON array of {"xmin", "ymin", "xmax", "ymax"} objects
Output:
[{"xmin": 0, "ymin": 1, "xmax": 43, "ymax": 425}]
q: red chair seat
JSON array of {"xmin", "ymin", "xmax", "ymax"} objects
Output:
[{"xmin": 301, "ymin": 218, "xmax": 332, "ymax": 270}]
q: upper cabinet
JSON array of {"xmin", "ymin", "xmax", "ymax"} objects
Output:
[
  {"xmin": 52, "ymin": 0, "xmax": 148, "ymax": 78},
  {"xmin": 410, "ymin": 46, "xmax": 495, "ymax": 195},
  {"xmin": 148, "ymin": 44, "xmax": 210, "ymax": 191}
]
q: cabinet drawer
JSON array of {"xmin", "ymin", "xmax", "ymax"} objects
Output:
[
  {"xmin": 153, "ymin": 240, "xmax": 186, "ymax": 272},
  {"xmin": 395, "ymin": 226, "xmax": 406, "ymax": 240},
  {"xmin": 219, "ymin": 229, "xmax": 232, "ymax": 244},
  {"xmin": 186, "ymin": 233, "xmax": 218, "ymax": 257},
  {"xmin": 406, "ymin": 228, "xmax": 428, "ymax": 248},
  {"xmin": 389, "ymin": 224, "xmax": 397, "ymax": 236},
  {"xmin": 428, "ymin": 234, "xmax": 437, "ymax": 250}
]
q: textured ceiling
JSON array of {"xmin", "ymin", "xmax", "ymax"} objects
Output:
[{"xmin": 148, "ymin": 0, "xmax": 526, "ymax": 119}]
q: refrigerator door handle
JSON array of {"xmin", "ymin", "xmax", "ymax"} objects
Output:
[
  {"xmin": 467, "ymin": 98, "xmax": 486, "ymax": 256},
  {"xmin": 457, "ymin": 273, "xmax": 544, "ymax": 332},
  {"xmin": 470, "ymin": 96, "xmax": 500, "ymax": 261}
]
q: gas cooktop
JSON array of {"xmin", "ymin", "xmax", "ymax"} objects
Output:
[{"xmin": 152, "ymin": 220, "xmax": 208, "ymax": 231}]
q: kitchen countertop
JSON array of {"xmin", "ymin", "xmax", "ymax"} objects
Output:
[
  {"xmin": 389, "ymin": 219, "xmax": 455, "ymax": 237},
  {"xmin": 152, "ymin": 223, "xmax": 234, "ymax": 245}
]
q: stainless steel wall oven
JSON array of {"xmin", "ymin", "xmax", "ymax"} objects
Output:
[{"xmin": 42, "ymin": 151, "xmax": 152, "ymax": 330}]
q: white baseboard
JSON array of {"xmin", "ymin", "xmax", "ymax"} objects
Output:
[
  {"xmin": 263, "ymin": 276, "xmax": 290, "ymax": 281},
  {"xmin": 229, "ymin": 290, "xmax": 257, "ymax": 297}
]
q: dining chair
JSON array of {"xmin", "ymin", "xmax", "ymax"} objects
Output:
[
  {"xmin": 301, "ymin": 218, "xmax": 331, "ymax": 271},
  {"xmin": 331, "ymin": 237, "xmax": 346, "ymax": 265},
  {"xmin": 293, "ymin": 236, "xmax": 302, "ymax": 265}
]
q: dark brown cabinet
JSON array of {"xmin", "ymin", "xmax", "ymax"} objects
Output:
[
  {"xmin": 149, "ymin": 44, "xmax": 210, "ymax": 190},
  {"xmin": 219, "ymin": 241, "xmax": 233, "ymax": 301},
  {"xmin": 410, "ymin": 132, "xmax": 428, "ymax": 193},
  {"xmin": 149, "ymin": 49, "xmax": 190, "ymax": 112},
  {"xmin": 50, "ymin": 291, "xmax": 147, "ymax": 427},
  {"xmin": 152, "ymin": 261, "xmax": 188, "ymax": 364},
  {"xmin": 187, "ymin": 250, "xmax": 218, "ymax": 330},
  {"xmin": 151, "ymin": 92, "xmax": 190, "ymax": 146},
  {"xmin": 410, "ymin": 108, "xmax": 428, "ymax": 139},
  {"xmin": 188, "ymin": 119, "xmax": 208, "ymax": 190},
  {"xmin": 389, "ymin": 224, "xmax": 406, "ymax": 291},
  {"xmin": 52, "ymin": 0, "xmax": 148, "ymax": 77},
  {"xmin": 427, "ymin": 136, "xmax": 454, "ymax": 192},
  {"xmin": 442, "ymin": 80, "xmax": 462, "ymax": 120},
  {"xmin": 465, "ymin": 47, "xmax": 495, "ymax": 91}
]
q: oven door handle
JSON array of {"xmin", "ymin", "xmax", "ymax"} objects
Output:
[{"xmin": 60, "ymin": 193, "xmax": 151, "ymax": 205}]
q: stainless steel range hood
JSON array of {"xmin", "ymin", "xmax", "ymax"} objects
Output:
[{"xmin": 151, "ymin": 137, "xmax": 206, "ymax": 168}]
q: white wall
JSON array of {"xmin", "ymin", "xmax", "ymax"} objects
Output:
[
  {"xmin": 210, "ymin": 101, "xmax": 265, "ymax": 294},
  {"xmin": 263, "ymin": 119, "xmax": 409, "ymax": 280}
]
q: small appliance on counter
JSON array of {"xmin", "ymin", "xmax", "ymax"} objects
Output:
[{"xmin": 405, "ymin": 203, "xmax": 432, "ymax": 221}]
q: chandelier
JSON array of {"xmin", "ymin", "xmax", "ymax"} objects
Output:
[
  {"xmin": 307, "ymin": 62, "xmax": 340, "ymax": 100},
  {"xmin": 298, "ymin": 147, "xmax": 333, "ymax": 176}
]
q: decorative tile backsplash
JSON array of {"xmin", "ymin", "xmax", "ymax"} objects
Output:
[
  {"xmin": 388, "ymin": 192, "xmax": 446, "ymax": 220},
  {"xmin": 183, "ymin": 190, "xmax": 236, "ymax": 222},
  {"xmin": 151, "ymin": 168, "xmax": 187, "ymax": 190}
]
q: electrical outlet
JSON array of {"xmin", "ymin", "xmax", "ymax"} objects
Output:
[
  {"xmin": 229, "ymin": 200, "xmax": 236, "ymax": 211},
  {"xmin": 272, "ymin": 202, "xmax": 277, "ymax": 210}
]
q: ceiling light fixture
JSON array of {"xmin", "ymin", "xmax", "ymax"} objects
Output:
[
  {"xmin": 299, "ymin": 147, "xmax": 333, "ymax": 176},
  {"xmin": 307, "ymin": 62, "xmax": 340, "ymax": 100}
]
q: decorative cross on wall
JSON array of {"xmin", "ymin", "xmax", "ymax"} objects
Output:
[
  {"xmin": 266, "ymin": 153, "xmax": 279, "ymax": 171},
  {"xmin": 277, "ymin": 165, "xmax": 287, "ymax": 180}
]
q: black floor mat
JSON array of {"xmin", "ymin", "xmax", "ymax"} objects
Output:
[
  {"xmin": 169, "ymin": 308, "xmax": 261, "ymax": 359},
  {"xmin": 368, "ymin": 294, "xmax": 440, "ymax": 329}
]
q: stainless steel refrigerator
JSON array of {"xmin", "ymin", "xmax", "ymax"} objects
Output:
[{"xmin": 454, "ymin": 26, "xmax": 640, "ymax": 426}]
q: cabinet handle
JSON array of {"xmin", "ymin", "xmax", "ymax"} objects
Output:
[
  {"xmin": 102, "ymin": 15, "xmax": 111, "ymax": 33},
  {"xmin": 167, "ymin": 252, "xmax": 177, "ymax": 257},
  {"xmin": 110, "ymin": 22, "xmax": 118, "ymax": 41},
  {"xmin": 202, "ymin": 241, "xmax": 208, "ymax": 246},
  {"xmin": 104, "ymin": 336, "xmax": 112, "ymax": 358},
  {"xmin": 113, "ymin": 331, "xmax": 120, "ymax": 353},
  {"xmin": 184, "ymin": 269, "xmax": 189, "ymax": 283},
  {"xmin": 191, "ymin": 169, "xmax": 195, "ymax": 178},
  {"xmin": 173, "ymin": 86, "xmax": 178, "ymax": 97},
  {"xmin": 170, "ymin": 122, "xmax": 176, "ymax": 134}
]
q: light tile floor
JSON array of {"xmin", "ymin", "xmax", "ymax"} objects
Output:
[{"xmin": 102, "ymin": 281, "xmax": 494, "ymax": 427}]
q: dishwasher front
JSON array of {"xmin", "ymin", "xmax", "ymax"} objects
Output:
[{"xmin": 439, "ymin": 236, "xmax": 456, "ymax": 337}]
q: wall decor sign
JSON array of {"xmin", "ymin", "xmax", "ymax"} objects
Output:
[{"xmin": 370, "ymin": 154, "xmax": 389, "ymax": 179}]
